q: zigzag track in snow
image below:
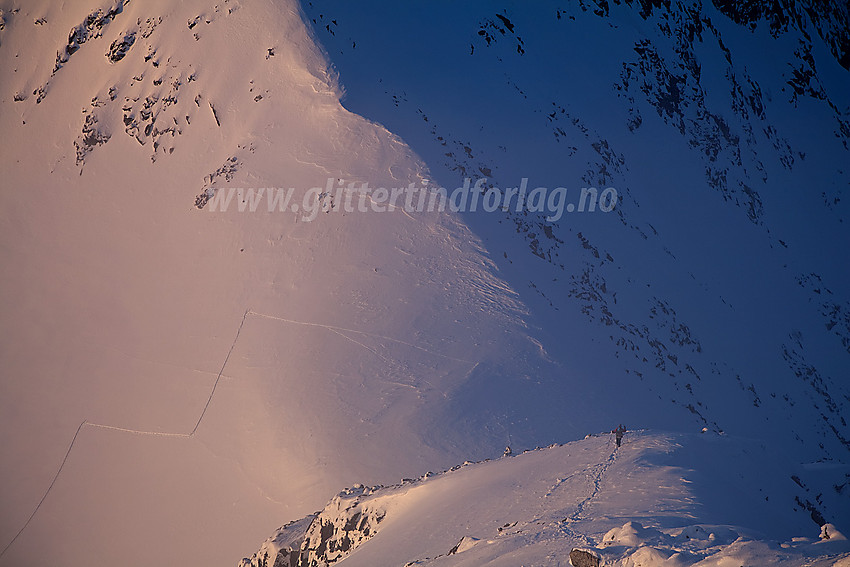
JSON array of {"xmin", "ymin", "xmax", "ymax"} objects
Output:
[
  {"xmin": 0, "ymin": 307, "xmax": 466, "ymax": 560},
  {"xmin": 0, "ymin": 309, "xmax": 251, "ymax": 560}
]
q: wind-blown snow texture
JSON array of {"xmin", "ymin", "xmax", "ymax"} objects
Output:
[{"xmin": 0, "ymin": 0, "xmax": 847, "ymax": 566}]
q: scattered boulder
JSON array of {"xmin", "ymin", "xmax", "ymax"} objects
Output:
[
  {"xmin": 569, "ymin": 548, "xmax": 600, "ymax": 567},
  {"xmin": 107, "ymin": 31, "xmax": 135, "ymax": 62},
  {"xmin": 55, "ymin": 3, "xmax": 126, "ymax": 73},
  {"xmin": 74, "ymin": 112, "xmax": 110, "ymax": 167}
]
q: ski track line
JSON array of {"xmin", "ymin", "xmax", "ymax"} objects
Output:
[
  {"xmin": 0, "ymin": 309, "xmax": 250, "ymax": 561},
  {"xmin": 248, "ymin": 310, "xmax": 475, "ymax": 364},
  {"xmin": 84, "ymin": 422, "xmax": 191, "ymax": 437},
  {"xmin": 190, "ymin": 308, "xmax": 250, "ymax": 435},
  {"xmin": 328, "ymin": 327, "xmax": 393, "ymax": 365},
  {"xmin": 0, "ymin": 421, "xmax": 85, "ymax": 561},
  {"xmin": 328, "ymin": 328, "xmax": 436, "ymax": 393}
]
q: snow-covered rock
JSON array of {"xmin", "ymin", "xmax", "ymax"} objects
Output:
[
  {"xmin": 821, "ymin": 524, "xmax": 848, "ymax": 542},
  {"xmin": 240, "ymin": 485, "xmax": 389, "ymax": 567}
]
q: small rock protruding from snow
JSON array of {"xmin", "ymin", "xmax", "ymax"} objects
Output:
[
  {"xmin": 448, "ymin": 536, "xmax": 480, "ymax": 555},
  {"xmin": 569, "ymin": 547, "xmax": 600, "ymax": 567},
  {"xmin": 106, "ymin": 31, "xmax": 135, "ymax": 63}
]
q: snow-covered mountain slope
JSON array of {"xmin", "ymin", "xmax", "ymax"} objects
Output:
[
  {"xmin": 300, "ymin": 0, "xmax": 850, "ymax": 526},
  {"xmin": 0, "ymin": 1, "xmax": 539, "ymax": 565},
  {"xmin": 240, "ymin": 431, "xmax": 850, "ymax": 567},
  {"xmin": 0, "ymin": 0, "xmax": 848, "ymax": 565}
]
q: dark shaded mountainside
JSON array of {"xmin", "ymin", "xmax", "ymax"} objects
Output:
[
  {"xmin": 300, "ymin": 0, "xmax": 850, "ymax": 529},
  {"xmin": 598, "ymin": 0, "xmax": 850, "ymax": 71},
  {"xmin": 711, "ymin": 0, "xmax": 850, "ymax": 69}
]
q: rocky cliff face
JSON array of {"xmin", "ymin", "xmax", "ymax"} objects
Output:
[{"xmin": 240, "ymin": 485, "xmax": 389, "ymax": 567}]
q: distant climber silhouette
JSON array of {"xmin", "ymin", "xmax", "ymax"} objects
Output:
[{"xmin": 613, "ymin": 424, "xmax": 626, "ymax": 448}]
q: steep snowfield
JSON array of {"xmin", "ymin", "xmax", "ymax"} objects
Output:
[
  {"xmin": 240, "ymin": 431, "xmax": 850, "ymax": 567},
  {"xmin": 0, "ymin": 1, "xmax": 538, "ymax": 565}
]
